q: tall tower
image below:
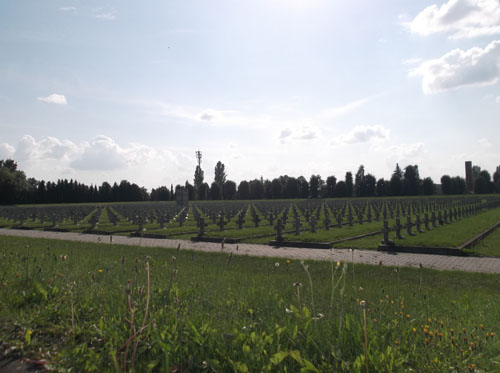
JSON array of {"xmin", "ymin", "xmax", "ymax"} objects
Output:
[
  {"xmin": 195, "ymin": 150, "xmax": 202, "ymax": 167},
  {"xmin": 465, "ymin": 161, "xmax": 473, "ymax": 192}
]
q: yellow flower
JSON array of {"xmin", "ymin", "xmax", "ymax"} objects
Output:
[
  {"xmin": 424, "ymin": 328, "xmax": 429, "ymax": 334},
  {"xmin": 286, "ymin": 260, "xmax": 291, "ymax": 265},
  {"xmin": 98, "ymin": 269, "xmax": 103, "ymax": 273},
  {"xmin": 425, "ymin": 338, "xmax": 430, "ymax": 345},
  {"xmin": 412, "ymin": 328, "xmax": 417, "ymax": 333},
  {"xmin": 429, "ymin": 331, "xmax": 434, "ymax": 338},
  {"xmin": 336, "ymin": 260, "xmax": 341, "ymax": 267}
]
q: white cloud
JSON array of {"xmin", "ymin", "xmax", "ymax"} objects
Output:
[
  {"xmin": 278, "ymin": 126, "xmax": 319, "ymax": 143},
  {"xmin": 410, "ymin": 40, "xmax": 500, "ymax": 94},
  {"xmin": 388, "ymin": 142, "xmax": 425, "ymax": 158},
  {"xmin": 0, "ymin": 143, "xmax": 15, "ymax": 159},
  {"xmin": 37, "ymin": 94, "xmax": 67, "ymax": 105},
  {"xmin": 478, "ymin": 138, "xmax": 492, "ymax": 148},
  {"xmin": 331, "ymin": 125, "xmax": 390, "ymax": 146},
  {"xmin": 200, "ymin": 112, "xmax": 213, "ymax": 121},
  {"xmin": 407, "ymin": 0, "xmax": 500, "ymax": 39},
  {"xmin": 59, "ymin": 7, "xmax": 76, "ymax": 12},
  {"xmin": 496, "ymin": 95, "xmax": 500, "ymax": 102}
]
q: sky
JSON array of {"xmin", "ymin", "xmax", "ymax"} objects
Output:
[{"xmin": 0, "ymin": 0, "xmax": 499, "ymax": 190}]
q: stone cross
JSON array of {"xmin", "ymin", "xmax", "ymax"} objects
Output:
[
  {"xmin": 323, "ymin": 214, "xmax": 331, "ymax": 230},
  {"xmin": 395, "ymin": 217, "xmax": 405, "ymax": 239},
  {"xmin": 424, "ymin": 212, "xmax": 431, "ymax": 231},
  {"xmin": 252, "ymin": 214, "xmax": 261, "ymax": 227},
  {"xmin": 236, "ymin": 214, "xmax": 245, "ymax": 229},
  {"xmin": 274, "ymin": 218, "xmax": 285, "ymax": 242},
  {"xmin": 381, "ymin": 220, "xmax": 394, "ymax": 246},
  {"xmin": 293, "ymin": 218, "xmax": 302, "ymax": 235},
  {"xmin": 309, "ymin": 216, "xmax": 317, "ymax": 233},
  {"xmin": 197, "ymin": 218, "xmax": 207, "ymax": 237},
  {"xmin": 415, "ymin": 214, "xmax": 424, "ymax": 233},
  {"xmin": 406, "ymin": 215, "xmax": 415, "ymax": 236},
  {"xmin": 217, "ymin": 214, "xmax": 226, "ymax": 231}
]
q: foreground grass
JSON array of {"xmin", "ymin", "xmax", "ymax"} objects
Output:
[{"xmin": 0, "ymin": 235, "xmax": 499, "ymax": 372}]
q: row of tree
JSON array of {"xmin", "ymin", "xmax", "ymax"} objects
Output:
[{"xmin": 1, "ymin": 158, "xmax": 499, "ymax": 205}]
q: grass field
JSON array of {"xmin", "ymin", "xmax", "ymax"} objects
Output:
[{"xmin": 0, "ymin": 235, "xmax": 499, "ymax": 371}]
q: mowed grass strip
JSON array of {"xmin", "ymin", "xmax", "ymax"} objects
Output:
[{"xmin": 0, "ymin": 235, "xmax": 499, "ymax": 372}]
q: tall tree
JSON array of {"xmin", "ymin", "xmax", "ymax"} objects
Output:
[
  {"xmin": 326, "ymin": 176, "xmax": 337, "ymax": 198},
  {"xmin": 354, "ymin": 165, "xmax": 366, "ymax": 197},
  {"xmin": 284, "ymin": 177, "xmax": 300, "ymax": 198},
  {"xmin": 214, "ymin": 161, "xmax": 226, "ymax": 187},
  {"xmin": 309, "ymin": 175, "xmax": 322, "ymax": 198},
  {"xmin": 297, "ymin": 176, "xmax": 309, "ymax": 198},
  {"xmin": 345, "ymin": 172, "xmax": 353, "ymax": 197},
  {"xmin": 404, "ymin": 165, "xmax": 420, "ymax": 195},
  {"xmin": 365, "ymin": 174, "xmax": 376, "ymax": 197},
  {"xmin": 440, "ymin": 175, "xmax": 453, "ymax": 194},
  {"xmin": 194, "ymin": 165, "xmax": 204, "ymax": 195}
]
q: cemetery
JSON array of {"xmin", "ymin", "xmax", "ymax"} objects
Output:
[{"xmin": 0, "ymin": 195, "xmax": 499, "ymax": 256}]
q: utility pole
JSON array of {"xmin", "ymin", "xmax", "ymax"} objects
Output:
[{"xmin": 195, "ymin": 150, "xmax": 202, "ymax": 167}]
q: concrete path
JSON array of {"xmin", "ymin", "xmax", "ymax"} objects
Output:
[{"xmin": 1, "ymin": 228, "xmax": 500, "ymax": 274}]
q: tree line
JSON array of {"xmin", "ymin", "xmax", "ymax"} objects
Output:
[{"xmin": 0, "ymin": 158, "xmax": 499, "ymax": 205}]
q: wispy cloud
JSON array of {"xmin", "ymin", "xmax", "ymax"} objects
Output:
[
  {"xmin": 320, "ymin": 97, "xmax": 370, "ymax": 119},
  {"xmin": 37, "ymin": 94, "xmax": 67, "ymax": 105},
  {"xmin": 93, "ymin": 7, "xmax": 117, "ymax": 21},
  {"xmin": 59, "ymin": 7, "xmax": 76, "ymax": 12}
]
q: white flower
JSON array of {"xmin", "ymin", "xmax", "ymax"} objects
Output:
[{"xmin": 275, "ymin": 262, "xmax": 280, "ymax": 267}]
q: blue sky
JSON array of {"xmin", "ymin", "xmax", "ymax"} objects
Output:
[{"xmin": 1, "ymin": 0, "xmax": 499, "ymax": 189}]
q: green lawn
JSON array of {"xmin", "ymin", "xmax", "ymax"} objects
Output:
[{"xmin": 0, "ymin": 235, "xmax": 499, "ymax": 372}]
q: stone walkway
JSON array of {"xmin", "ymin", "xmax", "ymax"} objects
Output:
[{"xmin": 1, "ymin": 228, "xmax": 500, "ymax": 274}]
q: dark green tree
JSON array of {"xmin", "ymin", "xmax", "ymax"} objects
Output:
[
  {"xmin": 365, "ymin": 174, "xmax": 376, "ymax": 197},
  {"xmin": 223, "ymin": 180, "xmax": 237, "ymax": 200},
  {"xmin": 237, "ymin": 180, "xmax": 250, "ymax": 199},
  {"xmin": 214, "ymin": 161, "xmax": 226, "ymax": 187},
  {"xmin": 326, "ymin": 176, "xmax": 337, "ymax": 198},
  {"xmin": 422, "ymin": 177, "xmax": 435, "ymax": 195},
  {"xmin": 345, "ymin": 172, "xmax": 353, "ymax": 197},
  {"xmin": 297, "ymin": 176, "xmax": 309, "ymax": 198},
  {"xmin": 309, "ymin": 175, "xmax": 322, "ymax": 198}
]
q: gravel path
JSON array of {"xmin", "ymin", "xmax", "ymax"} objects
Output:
[{"xmin": 1, "ymin": 228, "xmax": 500, "ymax": 274}]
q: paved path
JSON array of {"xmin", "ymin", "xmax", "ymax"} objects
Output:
[{"xmin": 1, "ymin": 228, "xmax": 500, "ymax": 274}]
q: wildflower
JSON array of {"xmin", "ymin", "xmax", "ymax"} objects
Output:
[
  {"xmin": 425, "ymin": 338, "xmax": 430, "ymax": 345},
  {"xmin": 275, "ymin": 262, "xmax": 280, "ymax": 268},
  {"xmin": 406, "ymin": 314, "xmax": 411, "ymax": 319},
  {"xmin": 360, "ymin": 300, "xmax": 366, "ymax": 308},
  {"xmin": 171, "ymin": 256, "xmax": 176, "ymax": 263},
  {"xmin": 429, "ymin": 331, "xmax": 434, "ymax": 338},
  {"xmin": 286, "ymin": 260, "xmax": 291, "ymax": 265},
  {"xmin": 412, "ymin": 328, "xmax": 417, "ymax": 333},
  {"xmin": 293, "ymin": 282, "xmax": 302, "ymax": 287},
  {"xmin": 285, "ymin": 308, "xmax": 293, "ymax": 313},
  {"xmin": 424, "ymin": 328, "xmax": 429, "ymax": 334},
  {"xmin": 394, "ymin": 339, "xmax": 400, "ymax": 345},
  {"xmin": 491, "ymin": 332, "xmax": 496, "ymax": 337},
  {"xmin": 480, "ymin": 324, "xmax": 484, "ymax": 330},
  {"xmin": 359, "ymin": 287, "xmax": 364, "ymax": 292},
  {"xmin": 336, "ymin": 260, "xmax": 341, "ymax": 267},
  {"xmin": 450, "ymin": 328, "xmax": 454, "ymax": 335},
  {"xmin": 98, "ymin": 269, "xmax": 103, "ymax": 273}
]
